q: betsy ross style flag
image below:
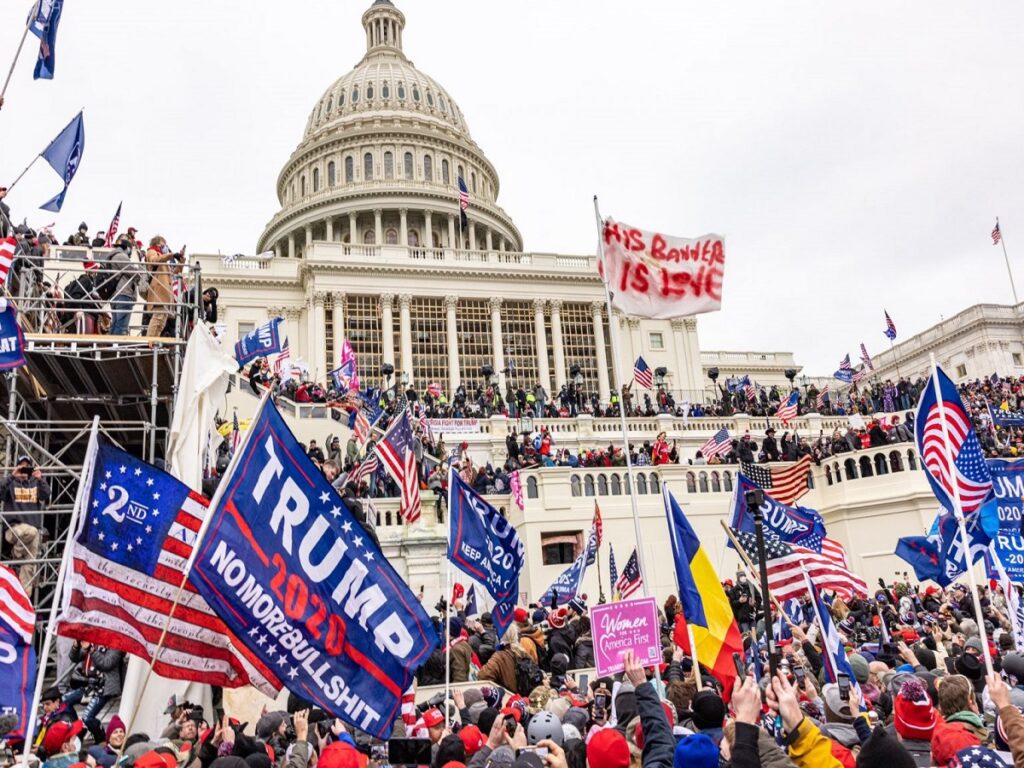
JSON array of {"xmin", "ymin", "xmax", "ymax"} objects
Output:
[
  {"xmin": 375, "ymin": 410, "xmax": 421, "ymax": 522},
  {"xmin": 458, "ymin": 177, "xmax": 470, "ymax": 229},
  {"xmin": 633, "ymin": 356, "xmax": 653, "ymax": 389},
  {"xmin": 699, "ymin": 428, "xmax": 731, "ymax": 460},
  {"xmin": 273, "ymin": 339, "xmax": 291, "ymax": 377},
  {"xmin": 56, "ymin": 433, "xmax": 275, "ymax": 693},
  {"xmin": 615, "ymin": 549, "xmax": 643, "ymax": 599},
  {"xmin": 741, "ymin": 455, "xmax": 812, "ymax": 506},
  {"xmin": 884, "ymin": 311, "xmax": 897, "ymax": 341}
]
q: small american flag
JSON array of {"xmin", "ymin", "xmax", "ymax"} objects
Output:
[
  {"xmin": 744, "ymin": 382, "xmax": 757, "ymax": 402},
  {"xmin": 230, "ymin": 411, "xmax": 241, "ymax": 454},
  {"xmin": 458, "ymin": 177, "xmax": 470, "ymax": 229},
  {"xmin": 353, "ymin": 409, "xmax": 371, "ymax": 447},
  {"xmin": 592, "ymin": 501, "xmax": 603, "ymax": 547},
  {"xmin": 852, "ymin": 368, "xmax": 869, "ymax": 384},
  {"xmin": 608, "ymin": 544, "xmax": 618, "ymax": 599},
  {"xmin": 775, "ymin": 390, "xmax": 799, "ymax": 425},
  {"xmin": 350, "ymin": 453, "xmax": 379, "ymax": 487},
  {"xmin": 699, "ymin": 427, "xmax": 732, "ymax": 460},
  {"xmin": 0, "ymin": 563, "xmax": 34, "ymax": 644},
  {"xmin": 0, "ymin": 237, "xmax": 15, "ymax": 289},
  {"xmin": 838, "ymin": 354, "xmax": 852, "ymax": 372},
  {"xmin": 103, "ymin": 201, "xmax": 122, "ymax": 248},
  {"xmin": 374, "ymin": 410, "xmax": 421, "ymax": 523},
  {"xmin": 273, "ymin": 339, "xmax": 291, "ymax": 377},
  {"xmin": 859, "ymin": 343, "xmax": 873, "ymax": 371},
  {"xmin": 616, "ymin": 548, "xmax": 643, "ymax": 599},
  {"xmin": 731, "ymin": 528, "xmax": 867, "ymax": 603},
  {"xmin": 633, "ymin": 356, "xmax": 653, "ymax": 389},
  {"xmin": 816, "ymin": 385, "xmax": 830, "ymax": 411},
  {"xmin": 884, "ymin": 311, "xmax": 897, "ymax": 341},
  {"xmin": 741, "ymin": 455, "xmax": 812, "ymax": 506},
  {"xmin": 993, "ymin": 220, "xmax": 1003, "ymax": 245}
]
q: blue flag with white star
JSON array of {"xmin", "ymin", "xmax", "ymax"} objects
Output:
[{"xmin": 191, "ymin": 400, "xmax": 438, "ymax": 740}]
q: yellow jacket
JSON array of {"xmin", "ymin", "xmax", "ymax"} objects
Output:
[{"xmin": 787, "ymin": 718, "xmax": 843, "ymax": 768}]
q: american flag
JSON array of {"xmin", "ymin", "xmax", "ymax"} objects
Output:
[
  {"xmin": 230, "ymin": 411, "xmax": 241, "ymax": 454},
  {"xmin": 730, "ymin": 529, "xmax": 867, "ymax": 603},
  {"xmin": 427, "ymin": 382, "xmax": 442, "ymax": 399},
  {"xmin": 699, "ymin": 427, "xmax": 732, "ymax": 460},
  {"xmin": 859, "ymin": 343, "xmax": 873, "ymax": 371},
  {"xmin": 741, "ymin": 454, "xmax": 812, "ymax": 506},
  {"xmin": 775, "ymin": 390, "xmax": 799, "ymax": 425},
  {"xmin": 56, "ymin": 434, "xmax": 276, "ymax": 693},
  {"xmin": 0, "ymin": 563, "xmax": 34, "ymax": 644},
  {"xmin": 374, "ymin": 410, "xmax": 421, "ymax": 523},
  {"xmin": 0, "ymin": 237, "xmax": 16, "ymax": 289},
  {"xmin": 273, "ymin": 339, "xmax": 291, "ymax": 377},
  {"xmin": 401, "ymin": 686, "xmax": 418, "ymax": 728},
  {"xmin": 822, "ymin": 537, "xmax": 850, "ymax": 570},
  {"xmin": 458, "ymin": 177, "xmax": 470, "ymax": 229},
  {"xmin": 353, "ymin": 409, "xmax": 371, "ymax": 447},
  {"xmin": 592, "ymin": 501, "xmax": 603, "ymax": 547},
  {"xmin": 993, "ymin": 220, "xmax": 1003, "ymax": 245},
  {"xmin": 744, "ymin": 382, "xmax": 757, "ymax": 402},
  {"xmin": 838, "ymin": 354, "xmax": 852, "ymax": 372},
  {"xmin": 349, "ymin": 453, "xmax": 379, "ymax": 488},
  {"xmin": 852, "ymin": 368, "xmax": 869, "ymax": 384},
  {"xmin": 608, "ymin": 545, "xmax": 618, "ymax": 599},
  {"xmin": 884, "ymin": 311, "xmax": 897, "ymax": 341},
  {"xmin": 103, "ymin": 201, "xmax": 122, "ymax": 248},
  {"xmin": 615, "ymin": 548, "xmax": 643, "ymax": 599},
  {"xmin": 633, "ymin": 356, "xmax": 653, "ymax": 389},
  {"xmin": 816, "ymin": 385, "xmax": 830, "ymax": 411}
]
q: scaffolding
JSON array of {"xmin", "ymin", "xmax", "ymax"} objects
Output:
[{"xmin": 0, "ymin": 243, "xmax": 202, "ymax": 684}]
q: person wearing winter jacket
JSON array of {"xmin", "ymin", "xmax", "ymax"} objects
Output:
[
  {"xmin": 765, "ymin": 672, "xmax": 846, "ymax": 768},
  {"xmin": 986, "ymin": 673, "xmax": 1024, "ymax": 768},
  {"xmin": 622, "ymin": 650, "xmax": 678, "ymax": 768}
]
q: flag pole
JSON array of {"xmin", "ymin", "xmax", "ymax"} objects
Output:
[
  {"xmin": 718, "ymin": 520, "xmax": 797, "ymax": 628},
  {"xmin": 120, "ymin": 385, "xmax": 274, "ymax": 747},
  {"xmin": 686, "ymin": 624, "xmax": 703, "ymax": 689},
  {"xmin": 0, "ymin": 0, "xmax": 41, "ymax": 105},
  {"xmin": 928, "ymin": 352, "xmax": 993, "ymax": 676},
  {"xmin": 444, "ymin": 468, "xmax": 453, "ymax": 708},
  {"xmin": 20, "ymin": 415, "xmax": 98, "ymax": 766},
  {"xmin": 6, "ymin": 154, "xmax": 40, "ymax": 192},
  {"xmin": 997, "ymin": 218, "xmax": 1020, "ymax": 308}
]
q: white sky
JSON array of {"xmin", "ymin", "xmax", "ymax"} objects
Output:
[{"xmin": 2, "ymin": 1, "xmax": 1022, "ymax": 375}]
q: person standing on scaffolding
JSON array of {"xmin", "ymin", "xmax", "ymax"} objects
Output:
[
  {"xmin": 143, "ymin": 235, "xmax": 184, "ymax": 338},
  {"xmin": 1, "ymin": 453, "xmax": 50, "ymax": 592}
]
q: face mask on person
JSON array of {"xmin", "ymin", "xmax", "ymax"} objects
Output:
[{"xmin": 71, "ymin": 737, "xmax": 82, "ymax": 753}]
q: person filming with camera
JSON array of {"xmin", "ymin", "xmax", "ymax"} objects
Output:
[{"xmin": 1, "ymin": 453, "xmax": 50, "ymax": 592}]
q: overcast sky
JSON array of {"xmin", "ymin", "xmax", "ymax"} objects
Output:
[{"xmin": 2, "ymin": 1, "xmax": 1022, "ymax": 374}]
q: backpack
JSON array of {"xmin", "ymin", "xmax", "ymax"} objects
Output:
[{"xmin": 514, "ymin": 654, "xmax": 544, "ymax": 696}]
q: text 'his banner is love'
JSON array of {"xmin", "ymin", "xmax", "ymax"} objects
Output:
[
  {"xmin": 191, "ymin": 401, "xmax": 439, "ymax": 740},
  {"xmin": 598, "ymin": 218, "xmax": 725, "ymax": 319}
]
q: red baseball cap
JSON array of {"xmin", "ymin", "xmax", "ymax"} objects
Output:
[
  {"xmin": 422, "ymin": 708, "xmax": 445, "ymax": 728},
  {"xmin": 458, "ymin": 724, "xmax": 484, "ymax": 755},
  {"xmin": 133, "ymin": 752, "xmax": 177, "ymax": 768},
  {"xmin": 43, "ymin": 720, "xmax": 84, "ymax": 755}
]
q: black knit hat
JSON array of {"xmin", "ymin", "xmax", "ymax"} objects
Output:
[{"xmin": 855, "ymin": 725, "xmax": 915, "ymax": 768}]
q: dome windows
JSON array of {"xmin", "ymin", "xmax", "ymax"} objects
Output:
[
  {"xmin": 345, "ymin": 156, "xmax": 354, "ymax": 183},
  {"xmin": 327, "ymin": 161, "xmax": 336, "ymax": 187},
  {"xmin": 352, "ymin": 87, "xmax": 360, "ymax": 104},
  {"xmin": 412, "ymin": 85, "xmax": 421, "ymax": 102},
  {"xmin": 384, "ymin": 151, "xmax": 394, "ymax": 180},
  {"xmin": 363, "ymin": 152, "xmax": 374, "ymax": 180},
  {"xmin": 313, "ymin": 167, "xmax": 320, "ymax": 192},
  {"xmin": 423, "ymin": 155, "xmax": 433, "ymax": 182},
  {"xmin": 439, "ymin": 95, "xmax": 447, "ymax": 113},
  {"xmin": 457, "ymin": 164, "xmax": 465, "ymax": 183},
  {"xmin": 397, "ymin": 83, "xmax": 406, "ymax": 100},
  {"xmin": 339, "ymin": 92, "xmax": 345, "ymax": 107},
  {"xmin": 442, "ymin": 159, "xmax": 450, "ymax": 185},
  {"xmin": 326, "ymin": 96, "xmax": 333, "ymax": 113},
  {"xmin": 426, "ymin": 90, "xmax": 434, "ymax": 107},
  {"xmin": 382, "ymin": 82, "xmax": 390, "ymax": 99},
  {"xmin": 385, "ymin": 229, "xmax": 398, "ymax": 245},
  {"xmin": 404, "ymin": 152, "xmax": 414, "ymax": 180},
  {"xmin": 315, "ymin": 103, "xmax": 322, "ymax": 121},
  {"xmin": 300, "ymin": 175, "xmax": 306, "ymax": 196},
  {"xmin": 471, "ymin": 172, "xmax": 477, "ymax": 193},
  {"xmin": 366, "ymin": 83, "xmax": 374, "ymax": 100}
]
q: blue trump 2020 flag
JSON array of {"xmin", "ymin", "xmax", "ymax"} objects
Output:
[
  {"xmin": 234, "ymin": 317, "xmax": 284, "ymax": 367},
  {"xmin": 40, "ymin": 110, "xmax": 84, "ymax": 213},
  {"xmin": 447, "ymin": 471, "xmax": 524, "ymax": 639},
  {"xmin": 0, "ymin": 301, "xmax": 26, "ymax": 370},
  {"xmin": 729, "ymin": 474, "xmax": 827, "ymax": 552},
  {"xmin": 0, "ymin": 623, "xmax": 35, "ymax": 741},
  {"xmin": 191, "ymin": 399, "xmax": 438, "ymax": 739},
  {"xmin": 30, "ymin": 0, "xmax": 64, "ymax": 80},
  {"xmin": 539, "ymin": 551, "xmax": 586, "ymax": 608}
]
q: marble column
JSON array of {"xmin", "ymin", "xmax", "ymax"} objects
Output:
[
  {"xmin": 399, "ymin": 294, "xmax": 413, "ymax": 386},
  {"xmin": 287, "ymin": 233, "xmax": 295, "ymax": 259},
  {"xmin": 325, "ymin": 218, "xmax": 334, "ymax": 242},
  {"xmin": 374, "ymin": 209, "xmax": 383, "ymax": 246},
  {"xmin": 380, "ymin": 293, "xmax": 395, "ymax": 368},
  {"xmin": 447, "ymin": 214, "xmax": 456, "ymax": 250},
  {"xmin": 332, "ymin": 293, "xmax": 345, "ymax": 366},
  {"xmin": 399, "ymin": 208, "xmax": 408, "ymax": 248},
  {"xmin": 533, "ymin": 299, "xmax": 551, "ymax": 394},
  {"xmin": 310, "ymin": 291, "xmax": 327, "ymax": 380},
  {"xmin": 305, "ymin": 225, "xmax": 313, "ymax": 257},
  {"xmin": 445, "ymin": 295, "xmax": 460, "ymax": 391},
  {"xmin": 274, "ymin": 243, "xmax": 282, "ymax": 260},
  {"xmin": 469, "ymin": 222, "xmax": 477, "ymax": 251},
  {"xmin": 627, "ymin": 317, "xmax": 642, "ymax": 370},
  {"xmin": 490, "ymin": 297, "xmax": 505, "ymax": 389},
  {"xmin": 592, "ymin": 301, "xmax": 610, "ymax": 404},
  {"xmin": 485, "ymin": 228, "xmax": 493, "ymax": 253},
  {"xmin": 609, "ymin": 310, "xmax": 628, "ymax": 389},
  {"xmin": 550, "ymin": 299, "xmax": 566, "ymax": 389},
  {"xmin": 348, "ymin": 212, "xmax": 358, "ymax": 245},
  {"xmin": 284, "ymin": 307, "xmax": 302, "ymax": 355},
  {"xmin": 424, "ymin": 210, "xmax": 433, "ymax": 248}
]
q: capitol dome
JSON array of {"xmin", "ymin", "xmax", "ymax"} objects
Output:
[{"xmin": 258, "ymin": 0, "xmax": 522, "ymax": 257}]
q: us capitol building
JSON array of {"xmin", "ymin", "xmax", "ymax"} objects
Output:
[{"xmin": 198, "ymin": 0, "xmax": 965, "ymax": 606}]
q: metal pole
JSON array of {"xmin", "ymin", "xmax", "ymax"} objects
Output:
[
  {"xmin": 444, "ymin": 468, "xmax": 454, "ymax": 708},
  {"xmin": 0, "ymin": 0, "xmax": 40, "ymax": 104},
  {"xmin": 6, "ymin": 153, "xmax": 40, "ymax": 192},
  {"xmin": 6, "ymin": 369, "xmax": 17, "ymax": 466},
  {"xmin": 750, "ymin": 493, "xmax": 778, "ymax": 679},
  {"xmin": 149, "ymin": 344, "xmax": 159, "ymax": 463},
  {"xmin": 888, "ymin": 337, "xmax": 902, "ymax": 380},
  {"xmin": 998, "ymin": 218, "xmax": 1020, "ymax": 308}
]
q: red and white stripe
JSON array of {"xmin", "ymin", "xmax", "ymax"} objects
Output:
[
  {"xmin": 766, "ymin": 545, "xmax": 867, "ymax": 603},
  {"xmin": 775, "ymin": 396, "xmax": 798, "ymax": 425},
  {"xmin": 769, "ymin": 455, "xmax": 812, "ymax": 506},
  {"xmin": 921, "ymin": 403, "xmax": 991, "ymax": 512},
  {"xmin": 353, "ymin": 410, "xmax": 370, "ymax": 446},
  {"xmin": 0, "ymin": 238, "xmax": 16, "ymax": 289},
  {"xmin": 58, "ymin": 490, "xmax": 279, "ymax": 695},
  {"xmin": 274, "ymin": 341, "xmax": 291, "ymax": 377},
  {"xmin": 822, "ymin": 537, "xmax": 849, "ymax": 570},
  {"xmin": 401, "ymin": 687, "xmax": 417, "ymax": 727},
  {"xmin": 0, "ymin": 563, "xmax": 34, "ymax": 643},
  {"xmin": 400, "ymin": 448, "xmax": 422, "ymax": 523},
  {"xmin": 350, "ymin": 454, "xmax": 379, "ymax": 487}
]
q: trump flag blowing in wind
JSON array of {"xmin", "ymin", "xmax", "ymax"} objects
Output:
[{"xmin": 664, "ymin": 487, "xmax": 743, "ymax": 696}]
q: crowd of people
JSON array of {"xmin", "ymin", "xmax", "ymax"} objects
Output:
[{"xmin": 7, "ymin": 574, "xmax": 1024, "ymax": 767}]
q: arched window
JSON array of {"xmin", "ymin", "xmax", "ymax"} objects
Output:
[
  {"xmin": 844, "ymin": 458, "xmax": 858, "ymax": 480},
  {"xmin": 385, "ymin": 229, "xmax": 398, "ymax": 245},
  {"xmin": 636, "ymin": 473, "xmax": 647, "ymax": 494},
  {"xmin": 890, "ymin": 450, "xmax": 904, "ymax": 473},
  {"xmin": 404, "ymin": 152, "xmax": 414, "ymax": 180},
  {"xmin": 351, "ymin": 87, "xmax": 359, "ymax": 104},
  {"xmin": 326, "ymin": 96, "xmax": 333, "ymax": 113},
  {"xmin": 327, "ymin": 161, "xmax": 336, "ymax": 187},
  {"xmin": 423, "ymin": 155, "xmax": 433, "ymax": 181},
  {"xmin": 584, "ymin": 476, "xmax": 595, "ymax": 497},
  {"xmin": 345, "ymin": 156, "xmax": 354, "ymax": 182},
  {"xmin": 366, "ymin": 83, "xmax": 374, "ymax": 100},
  {"xmin": 457, "ymin": 164, "xmax": 465, "ymax": 183},
  {"xmin": 611, "ymin": 474, "xmax": 622, "ymax": 495},
  {"xmin": 907, "ymin": 449, "xmax": 918, "ymax": 471},
  {"xmin": 442, "ymin": 159, "xmax": 450, "ymax": 184},
  {"xmin": 363, "ymin": 152, "xmax": 373, "ymax": 180},
  {"xmin": 711, "ymin": 472, "xmax": 721, "ymax": 493},
  {"xmin": 382, "ymin": 82, "xmax": 390, "ymax": 99},
  {"xmin": 312, "ymin": 168, "xmax": 320, "ymax": 192},
  {"xmin": 859, "ymin": 456, "xmax": 874, "ymax": 478},
  {"xmin": 570, "ymin": 475, "xmax": 581, "ymax": 497},
  {"xmin": 384, "ymin": 152, "xmax": 394, "ymax": 180},
  {"xmin": 412, "ymin": 85, "xmax": 420, "ymax": 102},
  {"xmin": 439, "ymin": 95, "xmax": 447, "ymax": 112},
  {"xmin": 364, "ymin": 230, "xmax": 376, "ymax": 245},
  {"xmin": 825, "ymin": 465, "xmax": 833, "ymax": 486},
  {"xmin": 833, "ymin": 462, "xmax": 842, "ymax": 483},
  {"xmin": 315, "ymin": 103, "xmax": 322, "ymax": 121},
  {"xmin": 426, "ymin": 91, "xmax": 434, "ymax": 106},
  {"xmin": 698, "ymin": 472, "xmax": 709, "ymax": 493},
  {"xmin": 624, "ymin": 474, "xmax": 631, "ymax": 495},
  {"xmin": 397, "ymin": 83, "xmax": 406, "ymax": 99},
  {"xmin": 471, "ymin": 172, "xmax": 477, "ymax": 193},
  {"xmin": 339, "ymin": 91, "xmax": 345, "ymax": 107},
  {"xmin": 300, "ymin": 175, "xmax": 306, "ymax": 196},
  {"xmin": 686, "ymin": 472, "xmax": 697, "ymax": 493},
  {"xmin": 723, "ymin": 471, "xmax": 733, "ymax": 492},
  {"xmin": 650, "ymin": 473, "xmax": 660, "ymax": 493},
  {"xmin": 526, "ymin": 476, "xmax": 538, "ymax": 499},
  {"xmin": 874, "ymin": 453, "xmax": 888, "ymax": 476},
  {"xmin": 408, "ymin": 230, "xmax": 420, "ymax": 247},
  {"xmin": 597, "ymin": 475, "xmax": 608, "ymax": 496}
]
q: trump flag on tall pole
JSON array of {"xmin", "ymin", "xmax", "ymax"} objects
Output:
[
  {"xmin": 190, "ymin": 399, "xmax": 439, "ymax": 739},
  {"xmin": 597, "ymin": 218, "xmax": 725, "ymax": 319},
  {"xmin": 30, "ymin": 0, "xmax": 65, "ymax": 80},
  {"xmin": 40, "ymin": 110, "xmax": 84, "ymax": 212}
]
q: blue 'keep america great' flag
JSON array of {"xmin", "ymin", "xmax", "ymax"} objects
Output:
[{"xmin": 191, "ymin": 400, "xmax": 438, "ymax": 739}]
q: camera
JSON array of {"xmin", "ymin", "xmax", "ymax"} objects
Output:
[
  {"xmin": 434, "ymin": 597, "xmax": 448, "ymax": 614},
  {"xmin": 744, "ymin": 488, "xmax": 764, "ymax": 509}
]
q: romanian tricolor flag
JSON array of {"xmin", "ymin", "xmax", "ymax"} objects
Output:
[{"xmin": 664, "ymin": 488, "xmax": 744, "ymax": 697}]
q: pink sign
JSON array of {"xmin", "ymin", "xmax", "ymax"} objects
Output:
[{"xmin": 590, "ymin": 597, "xmax": 663, "ymax": 677}]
